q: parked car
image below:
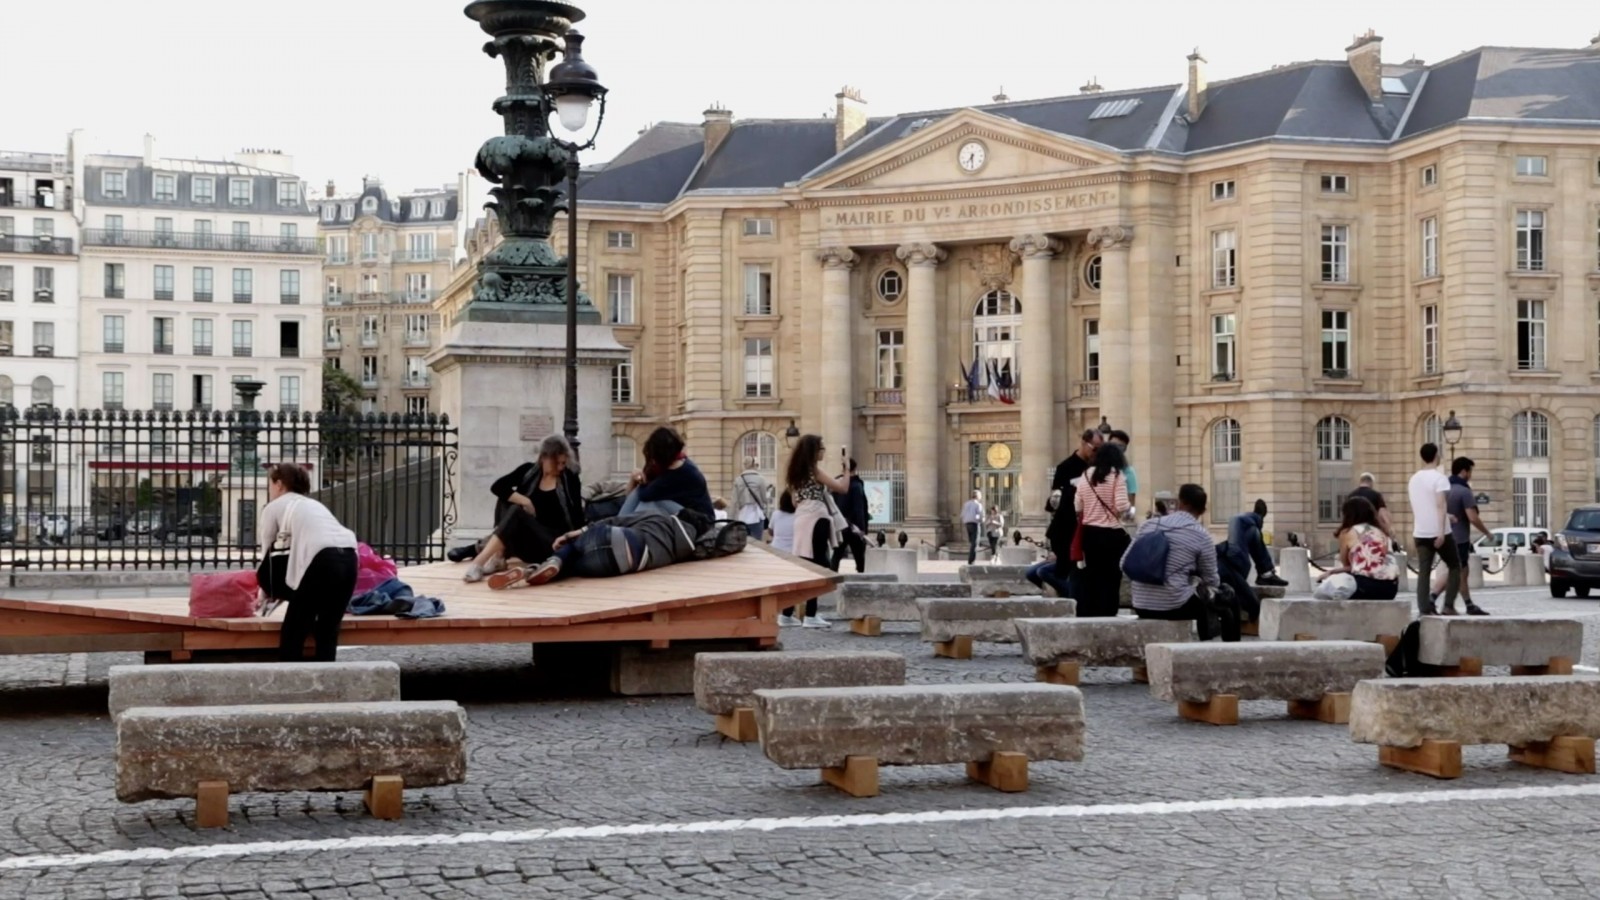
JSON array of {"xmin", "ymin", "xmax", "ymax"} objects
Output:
[
  {"xmin": 1472, "ymin": 527, "xmax": 1549, "ymax": 563},
  {"xmin": 1549, "ymin": 506, "xmax": 1600, "ymax": 598},
  {"xmin": 166, "ymin": 514, "xmax": 221, "ymax": 542},
  {"xmin": 34, "ymin": 513, "xmax": 71, "ymax": 544},
  {"xmin": 127, "ymin": 510, "xmax": 170, "ymax": 539},
  {"xmin": 94, "ymin": 514, "xmax": 127, "ymax": 540},
  {"xmin": 0, "ymin": 515, "xmax": 15, "ymax": 543}
]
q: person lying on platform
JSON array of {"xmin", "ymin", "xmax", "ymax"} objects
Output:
[
  {"xmin": 491, "ymin": 508, "xmax": 714, "ymax": 589},
  {"xmin": 616, "ymin": 426, "xmax": 715, "ymax": 521}
]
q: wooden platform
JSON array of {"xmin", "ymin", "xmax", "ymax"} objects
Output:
[{"xmin": 0, "ymin": 546, "xmax": 836, "ymax": 658}]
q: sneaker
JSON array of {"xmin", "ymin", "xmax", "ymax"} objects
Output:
[
  {"xmin": 523, "ymin": 557, "xmax": 562, "ymax": 587},
  {"xmin": 802, "ymin": 615, "xmax": 831, "ymax": 629},
  {"xmin": 1465, "ymin": 603, "xmax": 1490, "ymax": 616},
  {"xmin": 462, "ymin": 563, "xmax": 486, "ymax": 584},
  {"xmin": 487, "ymin": 565, "xmax": 529, "ymax": 591},
  {"xmin": 447, "ymin": 544, "xmax": 478, "ymax": 563},
  {"xmin": 1255, "ymin": 574, "xmax": 1289, "ymax": 588},
  {"xmin": 777, "ymin": 614, "xmax": 801, "ymax": 628}
]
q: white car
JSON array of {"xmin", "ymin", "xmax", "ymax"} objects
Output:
[{"xmin": 1473, "ymin": 527, "xmax": 1550, "ymax": 569}]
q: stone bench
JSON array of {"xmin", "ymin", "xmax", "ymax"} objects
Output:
[
  {"xmin": 959, "ymin": 564, "xmax": 1043, "ymax": 597},
  {"xmin": 1016, "ymin": 616, "xmax": 1192, "ymax": 685},
  {"xmin": 1351, "ymin": 676, "xmax": 1600, "ymax": 778},
  {"xmin": 997, "ymin": 546, "xmax": 1037, "ymax": 566},
  {"xmin": 1418, "ymin": 616, "xmax": 1582, "ymax": 676},
  {"xmin": 917, "ymin": 598, "xmax": 1078, "ymax": 659},
  {"xmin": 1258, "ymin": 597, "xmax": 1411, "ymax": 653},
  {"xmin": 1234, "ymin": 585, "xmax": 1285, "ymax": 637},
  {"xmin": 863, "ymin": 547, "xmax": 918, "ymax": 581},
  {"xmin": 836, "ymin": 581, "xmax": 970, "ymax": 635},
  {"xmin": 108, "ymin": 662, "xmax": 402, "ymax": 717},
  {"xmin": 753, "ymin": 683, "xmax": 1084, "ymax": 797},
  {"xmin": 1145, "ymin": 641, "xmax": 1385, "ymax": 726},
  {"xmin": 693, "ymin": 650, "xmax": 906, "ymax": 742},
  {"xmin": 116, "ymin": 700, "xmax": 468, "ymax": 827}
]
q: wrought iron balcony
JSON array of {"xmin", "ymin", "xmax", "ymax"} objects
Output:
[
  {"xmin": 403, "ymin": 375, "xmax": 431, "ymax": 389},
  {"xmin": 325, "ymin": 293, "xmax": 345, "ymax": 306},
  {"xmin": 194, "ymin": 344, "xmax": 212, "ymax": 357},
  {"xmin": 281, "ymin": 293, "xmax": 300, "ymax": 305},
  {"xmin": 0, "ymin": 235, "xmax": 74, "ymax": 255},
  {"xmin": 404, "ymin": 332, "xmax": 430, "ymax": 347},
  {"xmin": 0, "ymin": 195, "xmax": 63, "ymax": 209},
  {"xmin": 360, "ymin": 333, "xmax": 379, "ymax": 348},
  {"xmin": 393, "ymin": 250, "xmax": 435, "ymax": 263},
  {"xmin": 325, "ymin": 336, "xmax": 342, "ymax": 349},
  {"xmin": 194, "ymin": 291, "xmax": 213, "ymax": 303},
  {"xmin": 83, "ymin": 228, "xmax": 320, "ymax": 255}
]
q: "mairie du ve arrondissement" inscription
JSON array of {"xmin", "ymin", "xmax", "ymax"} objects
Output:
[{"xmin": 826, "ymin": 189, "xmax": 1116, "ymax": 228}]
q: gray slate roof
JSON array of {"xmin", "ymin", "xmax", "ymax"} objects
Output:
[
  {"xmin": 581, "ymin": 123, "xmax": 704, "ymax": 204},
  {"xmin": 1402, "ymin": 47, "xmax": 1600, "ymax": 138}
]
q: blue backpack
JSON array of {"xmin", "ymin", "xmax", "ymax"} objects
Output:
[{"xmin": 1121, "ymin": 523, "xmax": 1172, "ymax": 585}]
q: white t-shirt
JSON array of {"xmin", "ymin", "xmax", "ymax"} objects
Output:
[{"xmin": 1407, "ymin": 468, "xmax": 1451, "ymax": 539}]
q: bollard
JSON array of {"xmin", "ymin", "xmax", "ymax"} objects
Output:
[
  {"xmin": 1521, "ymin": 553, "xmax": 1545, "ymax": 587},
  {"xmin": 1466, "ymin": 551, "xmax": 1484, "ymax": 590},
  {"xmin": 1280, "ymin": 547, "xmax": 1312, "ymax": 594},
  {"xmin": 865, "ymin": 548, "xmax": 919, "ymax": 583},
  {"xmin": 1395, "ymin": 552, "xmax": 1409, "ymax": 593},
  {"xmin": 997, "ymin": 545, "xmax": 1036, "ymax": 566},
  {"xmin": 1504, "ymin": 553, "xmax": 1527, "ymax": 587}
]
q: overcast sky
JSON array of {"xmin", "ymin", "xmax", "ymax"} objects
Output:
[{"xmin": 4, "ymin": 1, "xmax": 1594, "ymax": 196}]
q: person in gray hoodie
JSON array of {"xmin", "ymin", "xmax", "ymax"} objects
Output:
[{"xmin": 502, "ymin": 508, "xmax": 711, "ymax": 588}]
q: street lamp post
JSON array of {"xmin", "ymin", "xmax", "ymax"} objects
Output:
[{"xmin": 1443, "ymin": 410, "xmax": 1463, "ymax": 449}]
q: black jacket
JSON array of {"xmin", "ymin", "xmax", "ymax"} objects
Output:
[
  {"xmin": 491, "ymin": 463, "xmax": 586, "ymax": 533},
  {"xmin": 1044, "ymin": 452, "xmax": 1092, "ymax": 555},
  {"xmin": 833, "ymin": 475, "xmax": 869, "ymax": 532}
]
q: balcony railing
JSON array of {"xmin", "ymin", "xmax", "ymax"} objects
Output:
[
  {"xmin": 947, "ymin": 385, "xmax": 1020, "ymax": 405},
  {"xmin": 1078, "ymin": 382, "xmax": 1100, "ymax": 398},
  {"xmin": 154, "ymin": 344, "xmax": 174, "ymax": 356},
  {"xmin": 105, "ymin": 286, "xmax": 124, "ymax": 298},
  {"xmin": 83, "ymin": 228, "xmax": 320, "ymax": 255},
  {"xmin": 0, "ymin": 195, "xmax": 63, "ymax": 209},
  {"xmin": 194, "ymin": 344, "xmax": 212, "ymax": 357},
  {"xmin": 866, "ymin": 388, "xmax": 903, "ymax": 406},
  {"xmin": 403, "ymin": 375, "xmax": 430, "ymax": 389},
  {"xmin": 103, "ymin": 342, "xmax": 123, "ymax": 354},
  {"xmin": 326, "ymin": 293, "xmax": 345, "ymax": 306},
  {"xmin": 360, "ymin": 377, "xmax": 379, "ymax": 389},
  {"xmin": 0, "ymin": 235, "xmax": 74, "ymax": 255},
  {"xmin": 233, "ymin": 292, "xmax": 252, "ymax": 303},
  {"xmin": 325, "ymin": 337, "xmax": 342, "ymax": 349},
  {"xmin": 328, "ymin": 253, "xmax": 349, "ymax": 264},
  {"xmin": 394, "ymin": 250, "xmax": 435, "ymax": 263},
  {"xmin": 233, "ymin": 345, "xmax": 252, "ymax": 358},
  {"xmin": 154, "ymin": 289, "xmax": 174, "ymax": 301},
  {"xmin": 357, "ymin": 292, "xmax": 384, "ymax": 304},
  {"xmin": 404, "ymin": 332, "xmax": 430, "ymax": 347},
  {"xmin": 361, "ymin": 334, "xmax": 379, "ymax": 348},
  {"xmin": 194, "ymin": 291, "xmax": 213, "ymax": 303},
  {"xmin": 282, "ymin": 345, "xmax": 300, "ymax": 359},
  {"xmin": 281, "ymin": 293, "xmax": 300, "ymax": 305}
]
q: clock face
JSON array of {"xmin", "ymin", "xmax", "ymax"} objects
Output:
[
  {"xmin": 985, "ymin": 442, "xmax": 1013, "ymax": 469},
  {"xmin": 957, "ymin": 140, "xmax": 987, "ymax": 173}
]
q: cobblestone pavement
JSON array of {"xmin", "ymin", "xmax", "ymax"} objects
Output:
[{"xmin": 2, "ymin": 585, "xmax": 1599, "ymax": 898}]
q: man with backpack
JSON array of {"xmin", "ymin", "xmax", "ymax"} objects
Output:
[{"xmin": 1126, "ymin": 484, "xmax": 1240, "ymax": 642}]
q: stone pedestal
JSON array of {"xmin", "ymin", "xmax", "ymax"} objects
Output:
[
  {"xmin": 1280, "ymin": 547, "xmax": 1312, "ymax": 594},
  {"xmin": 865, "ymin": 547, "xmax": 919, "ymax": 582},
  {"xmin": 998, "ymin": 545, "xmax": 1036, "ymax": 566},
  {"xmin": 1520, "ymin": 554, "xmax": 1545, "ymax": 586},
  {"xmin": 1466, "ymin": 552, "xmax": 1484, "ymax": 590},
  {"xmin": 428, "ymin": 318, "xmax": 627, "ymax": 540},
  {"xmin": 1505, "ymin": 555, "xmax": 1528, "ymax": 587}
]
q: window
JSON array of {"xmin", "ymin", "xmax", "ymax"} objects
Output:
[
  {"xmin": 33, "ymin": 267, "xmax": 53, "ymax": 298},
  {"xmin": 1211, "ymin": 313, "xmax": 1236, "ymax": 380},
  {"xmin": 152, "ymin": 374, "xmax": 174, "ymax": 411},
  {"xmin": 1422, "ymin": 415, "xmax": 1443, "ymax": 450},
  {"xmin": 322, "ymin": 204, "xmax": 337, "ymax": 223},
  {"xmin": 280, "ymin": 223, "xmax": 298, "ymax": 244},
  {"xmin": 326, "ymin": 318, "xmax": 342, "ymax": 348},
  {"xmin": 231, "ymin": 220, "xmax": 251, "ymax": 249},
  {"xmin": 743, "ymin": 338, "xmax": 774, "ymax": 398},
  {"xmin": 403, "ymin": 356, "xmax": 426, "ymax": 386},
  {"xmin": 276, "ymin": 180, "xmax": 299, "ymax": 206},
  {"xmin": 403, "ymin": 313, "xmax": 429, "ymax": 343},
  {"xmin": 1315, "ymin": 416, "xmax": 1354, "ymax": 523},
  {"xmin": 154, "ymin": 217, "xmax": 174, "ymax": 239},
  {"xmin": 104, "ymin": 315, "xmax": 125, "ymax": 353},
  {"xmin": 361, "ymin": 233, "xmax": 379, "ymax": 260},
  {"xmin": 30, "ymin": 375, "xmax": 50, "ymax": 407},
  {"xmin": 1210, "ymin": 419, "xmax": 1242, "ymax": 525},
  {"xmin": 0, "ymin": 266, "xmax": 10, "ymax": 300},
  {"xmin": 104, "ymin": 213, "xmax": 124, "ymax": 236},
  {"xmin": 742, "ymin": 263, "xmax": 774, "ymax": 315},
  {"xmin": 102, "ymin": 372, "xmax": 125, "ymax": 409},
  {"xmin": 280, "ymin": 321, "xmax": 300, "ymax": 358},
  {"xmin": 876, "ymin": 269, "xmax": 903, "ymax": 302},
  {"xmin": 1320, "ymin": 173, "xmax": 1349, "ymax": 193},
  {"xmin": 232, "ymin": 320, "xmax": 253, "ymax": 357},
  {"xmin": 1421, "ymin": 164, "xmax": 1437, "ymax": 187},
  {"xmin": 154, "ymin": 265, "xmax": 175, "ymax": 300},
  {"xmin": 1516, "ymin": 298, "xmax": 1546, "ymax": 370},
  {"xmin": 606, "ymin": 273, "xmax": 634, "ymax": 325},
  {"xmin": 232, "ymin": 268, "xmax": 253, "ymax": 303},
  {"xmin": 193, "ymin": 374, "xmax": 213, "ymax": 411},
  {"xmin": 1515, "ymin": 155, "xmax": 1548, "ymax": 177},
  {"xmin": 739, "ymin": 432, "xmax": 779, "ymax": 475},
  {"xmin": 1515, "ymin": 209, "xmax": 1546, "ymax": 271},
  {"xmin": 1211, "ymin": 229, "xmax": 1236, "ymax": 288},
  {"xmin": 101, "ymin": 170, "xmax": 126, "ymax": 198},
  {"xmin": 279, "ymin": 270, "xmax": 300, "ymax": 304},
  {"xmin": 154, "ymin": 173, "xmax": 176, "ymax": 202},
  {"xmin": 361, "ymin": 355, "xmax": 379, "ymax": 385},
  {"xmin": 409, "ymin": 199, "xmax": 427, "ymax": 218},
  {"xmin": 192, "ymin": 176, "xmax": 215, "ymax": 203},
  {"xmin": 611, "ymin": 355, "xmax": 634, "ymax": 404},
  {"xmin": 0, "ymin": 216, "xmax": 10, "ymax": 237},
  {"xmin": 361, "ymin": 274, "xmax": 382, "ymax": 296},
  {"xmin": 1320, "ymin": 224, "xmax": 1350, "ymax": 283},
  {"xmin": 194, "ymin": 267, "xmax": 214, "ymax": 302},
  {"xmin": 431, "ymin": 199, "xmax": 446, "ymax": 219},
  {"xmin": 743, "ymin": 217, "xmax": 775, "ymax": 237},
  {"xmin": 876, "ymin": 329, "xmax": 904, "ymax": 391},
  {"xmin": 361, "ymin": 196, "xmax": 378, "ymax": 214},
  {"xmin": 0, "ymin": 320, "xmax": 10, "ymax": 354},
  {"xmin": 406, "ymin": 396, "xmax": 429, "ymax": 417},
  {"xmin": 33, "ymin": 218, "xmax": 52, "ymax": 237},
  {"xmin": 32, "ymin": 322, "xmax": 53, "ymax": 355},
  {"xmin": 606, "ymin": 230, "xmax": 635, "ymax": 249},
  {"xmin": 279, "ymin": 376, "xmax": 301, "ymax": 410},
  {"xmin": 408, "ymin": 233, "xmax": 434, "ymax": 261},
  {"xmin": 327, "ymin": 235, "xmax": 348, "ymax": 264},
  {"xmin": 192, "ymin": 319, "xmax": 213, "ymax": 356},
  {"xmin": 361, "ymin": 315, "xmax": 379, "ymax": 345},
  {"xmin": 1084, "ymin": 319, "xmax": 1100, "ymax": 381},
  {"xmin": 104, "ymin": 263, "xmax": 124, "ymax": 298},
  {"xmin": 341, "ymin": 202, "xmax": 354, "ymax": 220},
  {"xmin": 1420, "ymin": 217, "xmax": 1438, "ymax": 279},
  {"xmin": 1083, "ymin": 255, "xmax": 1102, "ymax": 291},
  {"xmin": 971, "ymin": 289, "xmax": 1021, "ymax": 391},
  {"xmin": 1320, "ymin": 309, "xmax": 1351, "ymax": 377},
  {"xmin": 152, "ymin": 317, "xmax": 174, "ymax": 354},
  {"xmin": 194, "ymin": 219, "xmax": 213, "ymax": 245},
  {"xmin": 405, "ymin": 273, "xmax": 430, "ymax": 300},
  {"xmin": 1421, "ymin": 304, "xmax": 1439, "ymax": 375},
  {"xmin": 1596, "ymin": 211, "xmax": 1600, "ymax": 271},
  {"xmin": 613, "ymin": 435, "xmax": 639, "ymax": 474},
  {"xmin": 229, "ymin": 178, "xmax": 252, "ymax": 205},
  {"xmin": 1211, "ymin": 180, "xmax": 1235, "ymax": 201},
  {"xmin": 1513, "ymin": 411, "xmax": 1551, "ymax": 528},
  {"xmin": 0, "ymin": 375, "xmax": 9, "ymax": 405}
]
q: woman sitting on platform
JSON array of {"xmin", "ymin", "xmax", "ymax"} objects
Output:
[
  {"xmin": 616, "ymin": 427, "xmax": 715, "ymax": 521},
  {"xmin": 1316, "ymin": 496, "xmax": 1399, "ymax": 600},
  {"xmin": 462, "ymin": 435, "xmax": 585, "ymax": 585}
]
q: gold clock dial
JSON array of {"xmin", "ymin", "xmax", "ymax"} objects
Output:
[{"xmin": 985, "ymin": 442, "xmax": 1013, "ymax": 469}]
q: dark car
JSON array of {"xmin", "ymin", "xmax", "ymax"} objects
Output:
[
  {"xmin": 0, "ymin": 515, "xmax": 15, "ymax": 543},
  {"xmin": 94, "ymin": 515, "xmax": 127, "ymax": 540},
  {"xmin": 166, "ymin": 514, "xmax": 222, "ymax": 542},
  {"xmin": 1548, "ymin": 505, "xmax": 1600, "ymax": 598}
]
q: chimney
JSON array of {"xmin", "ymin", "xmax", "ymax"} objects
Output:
[
  {"xmin": 142, "ymin": 134, "xmax": 156, "ymax": 166},
  {"xmin": 1187, "ymin": 49, "xmax": 1208, "ymax": 121},
  {"xmin": 835, "ymin": 87, "xmax": 868, "ymax": 152},
  {"xmin": 1590, "ymin": 31, "xmax": 1600, "ymax": 50},
  {"xmin": 1079, "ymin": 77, "xmax": 1104, "ymax": 94},
  {"xmin": 992, "ymin": 87, "xmax": 1010, "ymax": 103},
  {"xmin": 702, "ymin": 104, "xmax": 733, "ymax": 161},
  {"xmin": 325, "ymin": 179, "xmax": 336, "ymax": 198},
  {"xmin": 1346, "ymin": 29, "xmax": 1384, "ymax": 102}
]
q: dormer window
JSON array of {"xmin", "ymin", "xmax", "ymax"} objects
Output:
[
  {"xmin": 361, "ymin": 196, "xmax": 378, "ymax": 214},
  {"xmin": 431, "ymin": 200, "xmax": 446, "ymax": 218},
  {"xmin": 341, "ymin": 202, "xmax": 355, "ymax": 219},
  {"xmin": 276, "ymin": 180, "xmax": 299, "ymax": 206},
  {"xmin": 228, "ymin": 178, "xmax": 252, "ymax": 206},
  {"xmin": 101, "ymin": 170, "xmax": 127, "ymax": 199},
  {"xmin": 191, "ymin": 176, "xmax": 215, "ymax": 203},
  {"xmin": 410, "ymin": 199, "xmax": 427, "ymax": 218},
  {"xmin": 322, "ymin": 204, "xmax": 337, "ymax": 222}
]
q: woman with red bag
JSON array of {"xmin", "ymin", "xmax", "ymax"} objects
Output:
[{"xmin": 257, "ymin": 463, "xmax": 358, "ymax": 661}]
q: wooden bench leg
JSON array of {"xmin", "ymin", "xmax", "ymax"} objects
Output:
[
  {"xmin": 1509, "ymin": 736, "xmax": 1596, "ymax": 774},
  {"xmin": 849, "ymin": 617, "xmax": 882, "ymax": 637},
  {"xmin": 1375, "ymin": 634, "xmax": 1400, "ymax": 655},
  {"xmin": 195, "ymin": 780, "xmax": 229, "ymax": 829},
  {"xmin": 1379, "ymin": 740, "xmax": 1462, "ymax": 779},
  {"xmin": 1036, "ymin": 662, "xmax": 1080, "ymax": 686},
  {"xmin": 1292, "ymin": 633, "xmax": 1317, "ymax": 642},
  {"xmin": 714, "ymin": 707, "xmax": 759, "ymax": 742},
  {"xmin": 934, "ymin": 635, "xmax": 973, "ymax": 660},
  {"xmin": 1178, "ymin": 694, "xmax": 1239, "ymax": 726},
  {"xmin": 1440, "ymin": 657, "xmax": 1483, "ymax": 677},
  {"xmin": 966, "ymin": 751, "xmax": 1028, "ymax": 792},
  {"xmin": 1239, "ymin": 620, "xmax": 1259, "ymax": 637},
  {"xmin": 1287, "ymin": 692, "xmax": 1351, "ymax": 725},
  {"xmin": 364, "ymin": 775, "xmax": 404, "ymax": 821},
  {"xmin": 1130, "ymin": 665, "xmax": 1148, "ymax": 684},
  {"xmin": 1510, "ymin": 664, "xmax": 1550, "ymax": 676},
  {"xmin": 821, "ymin": 756, "xmax": 878, "ymax": 798},
  {"xmin": 1512, "ymin": 656, "xmax": 1574, "ymax": 676}
]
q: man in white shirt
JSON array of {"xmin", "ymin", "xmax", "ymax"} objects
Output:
[
  {"xmin": 961, "ymin": 490, "xmax": 984, "ymax": 565},
  {"xmin": 1407, "ymin": 442, "xmax": 1458, "ymax": 616}
]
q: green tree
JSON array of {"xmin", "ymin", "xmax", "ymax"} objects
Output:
[
  {"xmin": 319, "ymin": 362, "xmax": 367, "ymax": 475},
  {"xmin": 322, "ymin": 363, "xmax": 362, "ymax": 414}
]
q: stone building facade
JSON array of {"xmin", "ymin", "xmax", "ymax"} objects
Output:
[{"xmin": 442, "ymin": 33, "xmax": 1600, "ymax": 547}]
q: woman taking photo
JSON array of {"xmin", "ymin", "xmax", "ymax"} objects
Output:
[
  {"xmin": 1073, "ymin": 442, "xmax": 1131, "ymax": 617},
  {"xmin": 1316, "ymin": 496, "xmax": 1400, "ymax": 600},
  {"xmin": 780, "ymin": 433, "xmax": 850, "ymax": 628},
  {"xmin": 257, "ymin": 463, "xmax": 358, "ymax": 661},
  {"xmin": 464, "ymin": 435, "xmax": 585, "ymax": 587}
]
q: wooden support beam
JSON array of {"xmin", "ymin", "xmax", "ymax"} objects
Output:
[
  {"xmin": 820, "ymin": 756, "xmax": 878, "ymax": 797},
  {"xmin": 714, "ymin": 707, "xmax": 759, "ymax": 743},
  {"xmin": 933, "ymin": 635, "xmax": 973, "ymax": 660},
  {"xmin": 1036, "ymin": 662, "xmax": 1080, "ymax": 686},
  {"xmin": 1379, "ymin": 740, "xmax": 1463, "ymax": 779},
  {"xmin": 1440, "ymin": 657, "xmax": 1483, "ymax": 677},
  {"xmin": 1375, "ymin": 634, "xmax": 1400, "ymax": 655},
  {"xmin": 1178, "ymin": 693, "xmax": 1239, "ymax": 726},
  {"xmin": 1130, "ymin": 665, "xmax": 1149, "ymax": 684},
  {"xmin": 849, "ymin": 617, "xmax": 882, "ymax": 637},
  {"xmin": 966, "ymin": 751, "xmax": 1029, "ymax": 792},
  {"xmin": 1239, "ymin": 621, "xmax": 1259, "ymax": 637},
  {"xmin": 364, "ymin": 775, "xmax": 404, "ymax": 820},
  {"xmin": 1509, "ymin": 736, "xmax": 1596, "ymax": 774},
  {"xmin": 650, "ymin": 611, "xmax": 670, "ymax": 649},
  {"xmin": 1287, "ymin": 692, "xmax": 1351, "ymax": 725},
  {"xmin": 1292, "ymin": 633, "xmax": 1317, "ymax": 641},
  {"xmin": 195, "ymin": 780, "xmax": 229, "ymax": 829},
  {"xmin": 1513, "ymin": 656, "xmax": 1575, "ymax": 676}
]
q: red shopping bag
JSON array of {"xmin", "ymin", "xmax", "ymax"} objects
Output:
[
  {"xmin": 189, "ymin": 570, "xmax": 259, "ymax": 618},
  {"xmin": 351, "ymin": 542, "xmax": 398, "ymax": 599}
]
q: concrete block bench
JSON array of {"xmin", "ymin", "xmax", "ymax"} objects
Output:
[
  {"xmin": 1234, "ymin": 585, "xmax": 1285, "ymax": 637},
  {"xmin": 116, "ymin": 700, "xmax": 468, "ymax": 827},
  {"xmin": 1145, "ymin": 641, "xmax": 1385, "ymax": 726},
  {"xmin": 1351, "ymin": 676, "xmax": 1600, "ymax": 778},
  {"xmin": 997, "ymin": 546, "xmax": 1037, "ymax": 566},
  {"xmin": 836, "ymin": 581, "xmax": 970, "ymax": 636},
  {"xmin": 108, "ymin": 662, "xmax": 402, "ymax": 717},
  {"xmin": 1258, "ymin": 598, "xmax": 1411, "ymax": 653},
  {"xmin": 959, "ymin": 564, "xmax": 1044, "ymax": 597},
  {"xmin": 753, "ymin": 683, "xmax": 1084, "ymax": 797},
  {"xmin": 1418, "ymin": 616, "xmax": 1582, "ymax": 676},
  {"xmin": 693, "ymin": 650, "xmax": 906, "ymax": 742},
  {"xmin": 863, "ymin": 547, "xmax": 918, "ymax": 581},
  {"xmin": 917, "ymin": 598, "xmax": 1077, "ymax": 659},
  {"xmin": 1016, "ymin": 616, "xmax": 1192, "ymax": 685}
]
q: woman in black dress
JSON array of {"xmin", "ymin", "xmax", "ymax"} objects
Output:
[{"xmin": 462, "ymin": 435, "xmax": 586, "ymax": 585}]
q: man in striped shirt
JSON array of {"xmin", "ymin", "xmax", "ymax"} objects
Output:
[{"xmin": 1128, "ymin": 484, "xmax": 1240, "ymax": 641}]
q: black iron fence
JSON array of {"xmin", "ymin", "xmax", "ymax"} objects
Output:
[
  {"xmin": 82, "ymin": 229, "xmax": 320, "ymax": 255},
  {"xmin": 0, "ymin": 405, "xmax": 457, "ymax": 570}
]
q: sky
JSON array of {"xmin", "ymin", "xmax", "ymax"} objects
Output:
[{"xmin": 3, "ymin": 1, "xmax": 1595, "ymax": 197}]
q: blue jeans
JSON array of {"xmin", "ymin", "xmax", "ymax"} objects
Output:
[
  {"xmin": 619, "ymin": 489, "xmax": 681, "ymax": 518},
  {"xmin": 1026, "ymin": 560, "xmax": 1075, "ymax": 598},
  {"xmin": 552, "ymin": 525, "xmax": 629, "ymax": 579}
]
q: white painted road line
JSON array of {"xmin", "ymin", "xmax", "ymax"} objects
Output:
[{"xmin": 7, "ymin": 783, "xmax": 1600, "ymax": 871}]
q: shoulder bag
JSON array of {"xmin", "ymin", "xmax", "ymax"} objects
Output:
[{"xmin": 255, "ymin": 496, "xmax": 303, "ymax": 601}]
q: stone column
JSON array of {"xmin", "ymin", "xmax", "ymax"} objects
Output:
[
  {"xmin": 1088, "ymin": 225, "xmax": 1134, "ymax": 431},
  {"xmin": 896, "ymin": 242, "xmax": 947, "ymax": 539},
  {"xmin": 815, "ymin": 246, "xmax": 858, "ymax": 452},
  {"xmin": 1009, "ymin": 233, "xmax": 1060, "ymax": 531}
]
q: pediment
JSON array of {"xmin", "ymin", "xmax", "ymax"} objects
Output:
[{"xmin": 805, "ymin": 108, "xmax": 1124, "ymax": 192}]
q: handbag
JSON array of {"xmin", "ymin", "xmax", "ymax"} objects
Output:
[
  {"xmin": 255, "ymin": 496, "xmax": 302, "ymax": 601},
  {"xmin": 1068, "ymin": 510, "xmax": 1086, "ymax": 563}
]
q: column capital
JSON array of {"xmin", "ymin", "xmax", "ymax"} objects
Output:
[
  {"xmin": 895, "ymin": 242, "xmax": 947, "ymax": 268},
  {"xmin": 1087, "ymin": 225, "xmax": 1135, "ymax": 252},
  {"xmin": 814, "ymin": 246, "xmax": 858, "ymax": 269},
  {"xmin": 1008, "ymin": 233, "xmax": 1061, "ymax": 260}
]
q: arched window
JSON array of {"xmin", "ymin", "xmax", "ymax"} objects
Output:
[
  {"xmin": 1210, "ymin": 419, "xmax": 1242, "ymax": 524},
  {"xmin": 1422, "ymin": 414, "xmax": 1442, "ymax": 450},
  {"xmin": 737, "ymin": 431, "xmax": 779, "ymax": 477},
  {"xmin": 1512, "ymin": 411, "xmax": 1550, "ymax": 527},
  {"xmin": 1083, "ymin": 255, "xmax": 1102, "ymax": 292},
  {"xmin": 30, "ymin": 376, "xmax": 52, "ymax": 407},
  {"xmin": 0, "ymin": 375, "xmax": 12, "ymax": 407},
  {"xmin": 610, "ymin": 434, "xmax": 637, "ymax": 477},
  {"xmin": 1315, "ymin": 416, "xmax": 1353, "ymax": 522},
  {"xmin": 972, "ymin": 289, "xmax": 1021, "ymax": 395}
]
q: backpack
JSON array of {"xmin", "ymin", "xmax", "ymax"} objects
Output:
[
  {"xmin": 694, "ymin": 520, "xmax": 750, "ymax": 560},
  {"xmin": 1121, "ymin": 522, "xmax": 1172, "ymax": 585}
]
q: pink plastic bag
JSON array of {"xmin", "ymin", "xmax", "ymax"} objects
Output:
[
  {"xmin": 351, "ymin": 543, "xmax": 398, "ymax": 599},
  {"xmin": 189, "ymin": 570, "xmax": 260, "ymax": 618}
]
